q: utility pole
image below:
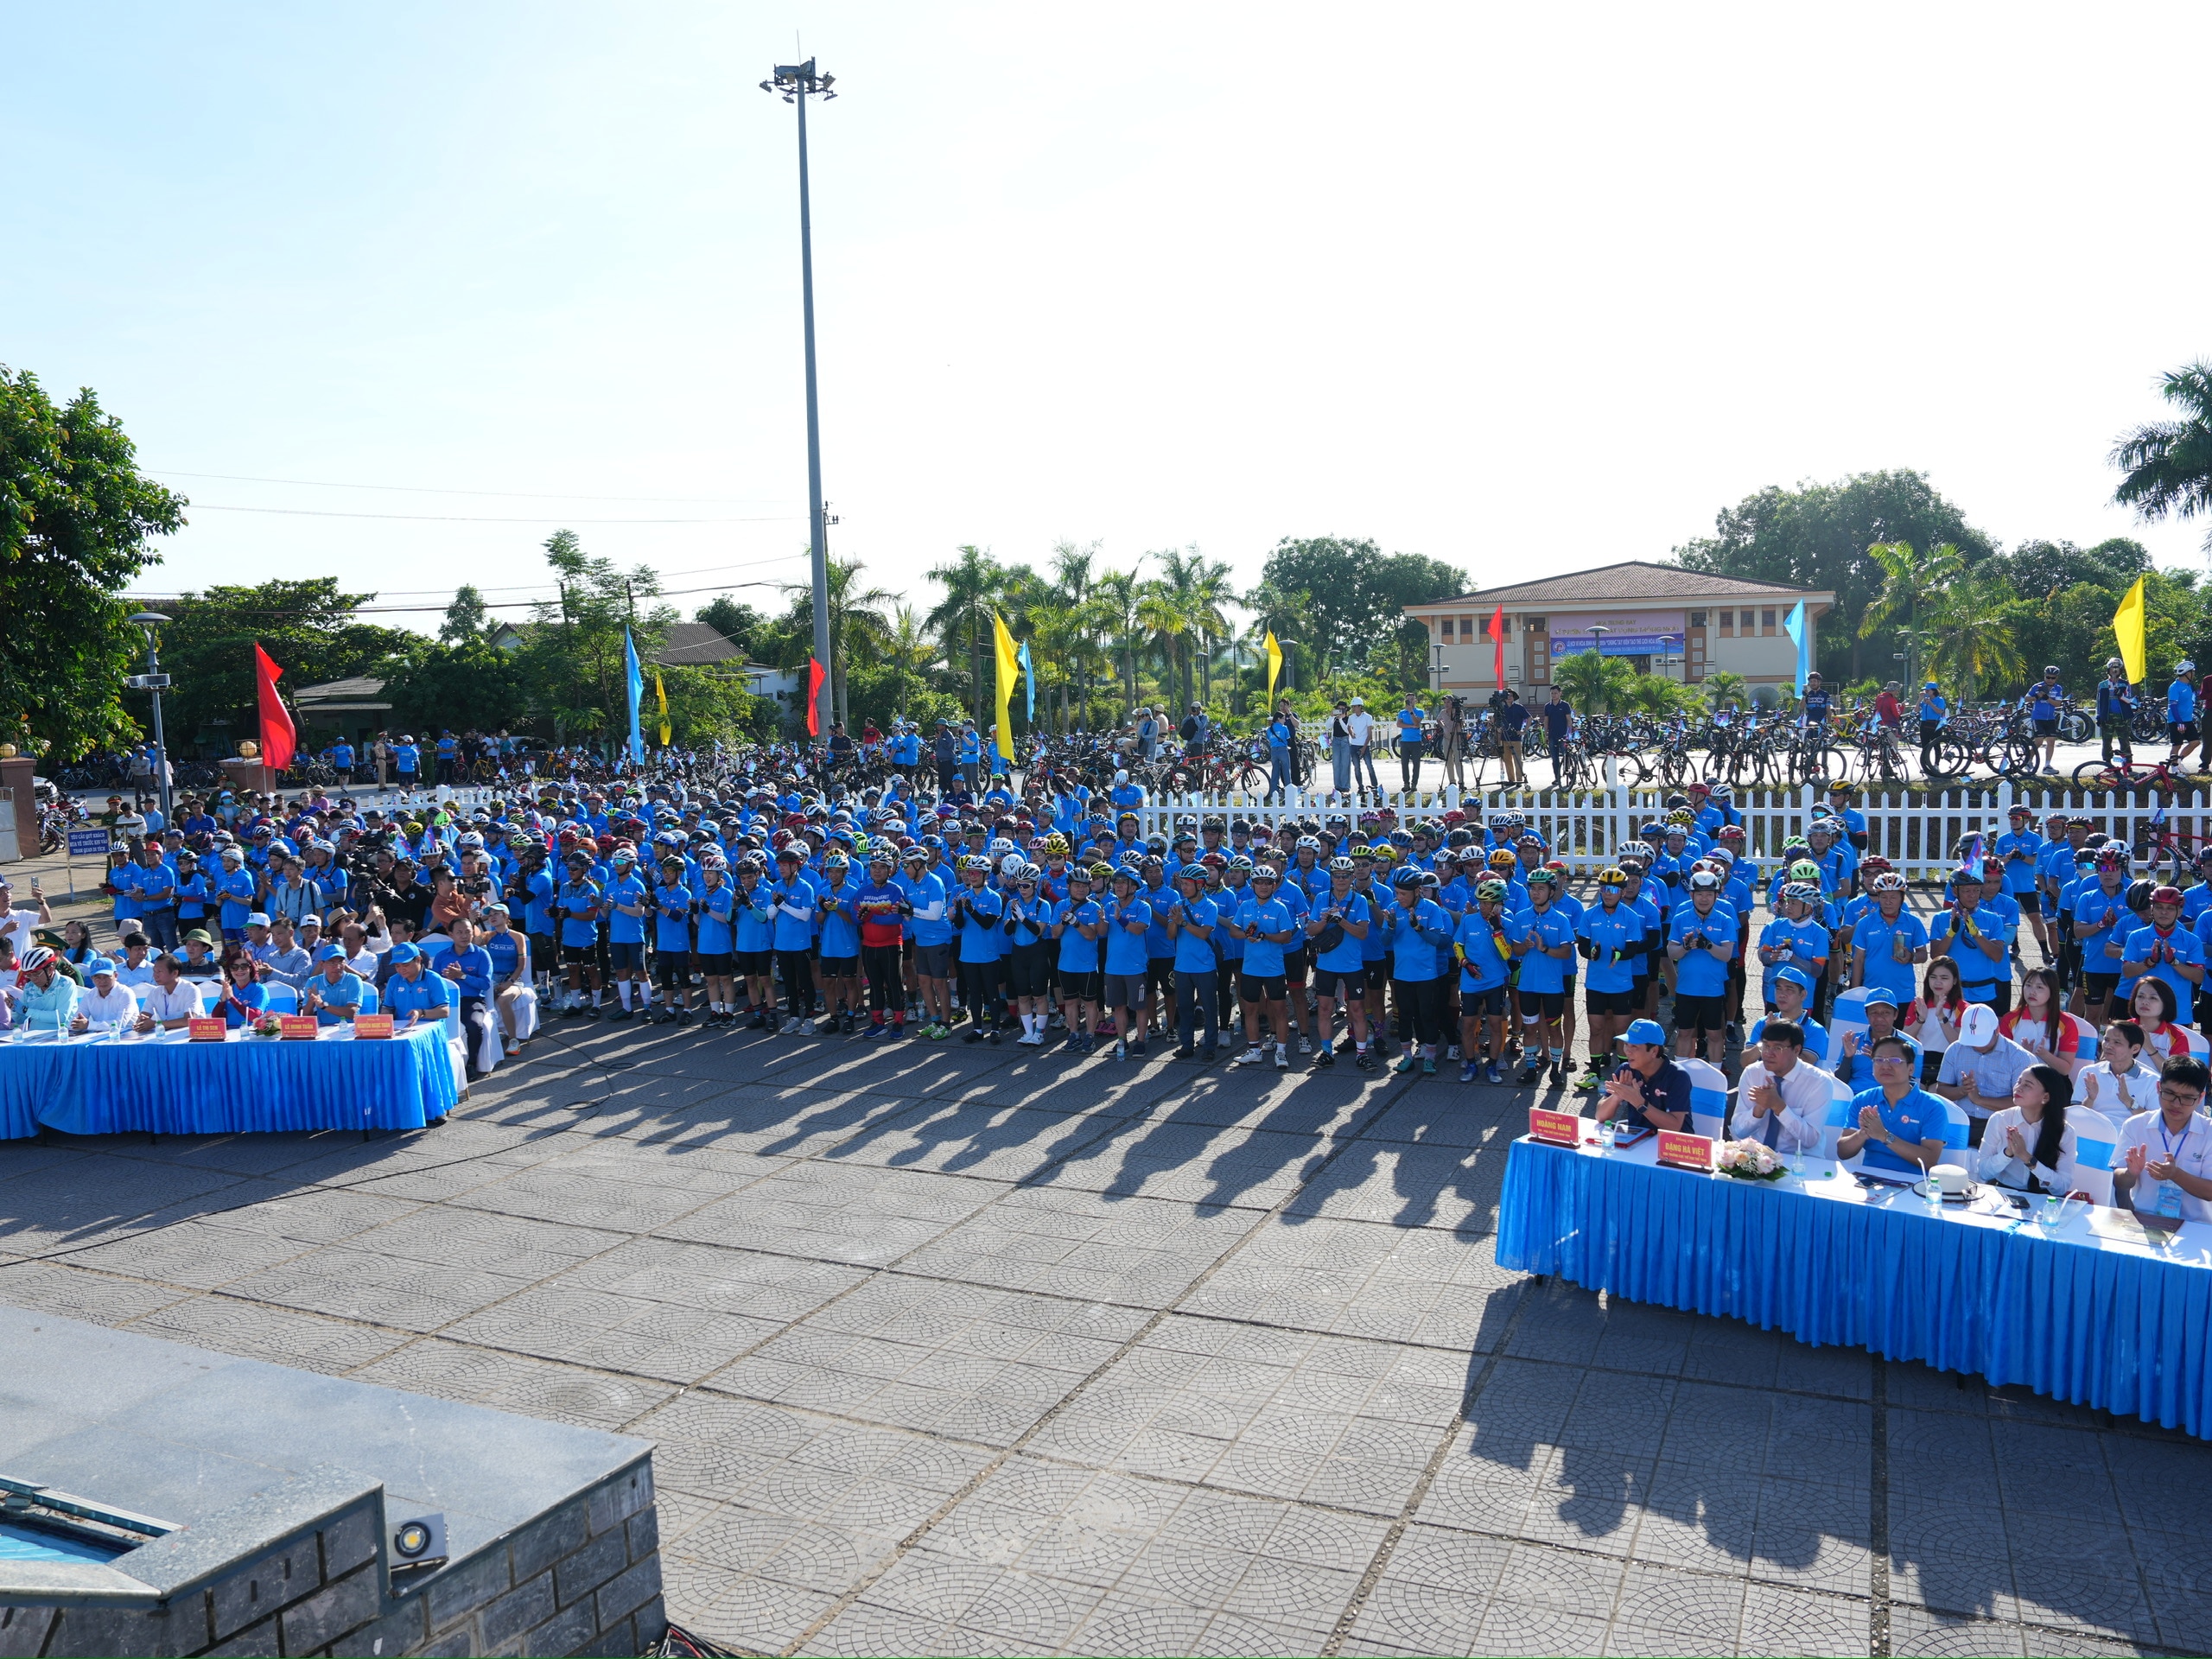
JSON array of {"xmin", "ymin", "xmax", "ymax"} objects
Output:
[
  {"xmin": 127, "ymin": 613, "xmax": 174, "ymax": 823},
  {"xmin": 762, "ymin": 59, "xmax": 837, "ymax": 733}
]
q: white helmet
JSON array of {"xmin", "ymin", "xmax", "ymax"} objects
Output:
[
  {"xmin": 1114, "ymin": 769, "xmax": 1128, "ymax": 785},
  {"xmin": 2180, "ymin": 660, "xmax": 2198, "ymax": 676},
  {"xmin": 999, "ymin": 853, "xmax": 1027, "ymax": 878}
]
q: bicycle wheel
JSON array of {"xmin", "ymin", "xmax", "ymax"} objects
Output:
[
  {"xmin": 2070, "ymin": 760, "xmax": 2127, "ymax": 791},
  {"xmin": 2060, "ymin": 710, "xmax": 2094, "ymax": 745},
  {"xmin": 1926, "ymin": 741, "xmax": 1972, "ymax": 782}
]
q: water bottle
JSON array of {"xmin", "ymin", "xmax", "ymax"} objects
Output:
[
  {"xmin": 1924, "ymin": 1166, "xmax": 1944, "ymax": 1213},
  {"xmin": 2040, "ymin": 1188, "xmax": 2064, "ymax": 1232}
]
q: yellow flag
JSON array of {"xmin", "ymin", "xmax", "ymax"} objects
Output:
[
  {"xmin": 1264, "ymin": 632, "xmax": 1284, "ymax": 704},
  {"xmin": 991, "ymin": 610, "xmax": 1021, "ymax": 759},
  {"xmin": 654, "ymin": 671, "xmax": 671, "ymax": 747},
  {"xmin": 2113, "ymin": 575, "xmax": 2147, "ymax": 685}
]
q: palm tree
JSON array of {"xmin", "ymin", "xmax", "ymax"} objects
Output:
[
  {"xmin": 1625, "ymin": 674, "xmax": 1694, "ymax": 718},
  {"xmin": 1049, "ymin": 541, "xmax": 1102, "ymax": 724},
  {"xmin": 1182, "ymin": 555, "xmax": 1236, "ymax": 706},
  {"xmin": 1860, "ymin": 540, "xmax": 1967, "ymax": 689},
  {"xmin": 1137, "ymin": 582, "xmax": 1194, "ymax": 716},
  {"xmin": 1701, "ymin": 670, "xmax": 1748, "ymax": 713},
  {"xmin": 2113, "ymin": 362, "xmax": 2212, "ymax": 553},
  {"xmin": 1090, "ymin": 566, "xmax": 1145, "ymax": 718},
  {"xmin": 1242, "ymin": 581, "xmax": 1316, "ymax": 715},
  {"xmin": 1553, "ymin": 648, "xmax": 1638, "ymax": 715},
  {"xmin": 1921, "ymin": 569, "xmax": 2030, "ymax": 709},
  {"xmin": 924, "ymin": 545, "xmax": 1007, "ymax": 723},
  {"xmin": 780, "ymin": 557, "xmax": 895, "ymax": 728},
  {"xmin": 880, "ymin": 604, "xmax": 938, "ymax": 722}
]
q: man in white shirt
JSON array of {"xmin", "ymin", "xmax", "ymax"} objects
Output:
[
  {"xmin": 133, "ymin": 955, "xmax": 205, "ymax": 1033},
  {"xmin": 0, "ymin": 874, "xmax": 53, "ymax": 964},
  {"xmin": 1345, "ymin": 698, "xmax": 1380, "ymax": 791},
  {"xmin": 2114, "ymin": 1056, "xmax": 2212, "ymax": 1230},
  {"xmin": 69, "ymin": 960, "xmax": 139, "ymax": 1030},
  {"xmin": 2077, "ymin": 1020, "xmax": 2158, "ymax": 1133},
  {"xmin": 111, "ymin": 934, "xmax": 156, "ymax": 991},
  {"xmin": 1936, "ymin": 1003, "xmax": 2036, "ymax": 1143},
  {"xmin": 1729, "ymin": 1020, "xmax": 1831, "ymax": 1154}
]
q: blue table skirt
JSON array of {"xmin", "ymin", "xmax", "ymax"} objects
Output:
[
  {"xmin": 0, "ymin": 1026, "xmax": 455, "ymax": 1138},
  {"xmin": 1495, "ymin": 1136, "xmax": 2212, "ymax": 1436}
]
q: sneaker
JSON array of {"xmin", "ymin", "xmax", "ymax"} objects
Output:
[
  {"xmin": 1174, "ymin": 1045, "xmax": 1198, "ymax": 1061},
  {"xmin": 988, "ymin": 1030, "xmax": 1002, "ymax": 1045},
  {"xmin": 964, "ymin": 1028, "xmax": 984, "ymax": 1044},
  {"xmin": 1519, "ymin": 1063, "xmax": 1545, "ymax": 1086},
  {"xmin": 1355, "ymin": 1049, "xmax": 1379, "ymax": 1072},
  {"xmin": 1575, "ymin": 1068, "xmax": 1605, "ymax": 1092},
  {"xmin": 1459, "ymin": 1060, "xmax": 1478, "ymax": 1083},
  {"xmin": 798, "ymin": 1019, "xmax": 817, "ymax": 1037},
  {"xmin": 1297, "ymin": 1033, "xmax": 1312, "ymax": 1055},
  {"xmin": 1128, "ymin": 1039, "xmax": 1147, "ymax": 1058},
  {"xmin": 1199, "ymin": 1046, "xmax": 1218, "ymax": 1062},
  {"xmin": 506, "ymin": 1040, "xmax": 524, "ymax": 1058},
  {"xmin": 1421, "ymin": 1058, "xmax": 1438, "ymax": 1077},
  {"xmin": 1314, "ymin": 1046, "xmax": 1335, "ymax": 1068},
  {"xmin": 1486, "ymin": 1062, "xmax": 1504, "ymax": 1085},
  {"xmin": 1394, "ymin": 1053, "xmax": 1416, "ymax": 1074},
  {"xmin": 1097, "ymin": 1017, "xmax": 1118, "ymax": 1037},
  {"xmin": 1232, "ymin": 1047, "xmax": 1266, "ymax": 1067},
  {"xmin": 674, "ymin": 1008, "xmax": 695, "ymax": 1027},
  {"xmin": 1274, "ymin": 1046, "xmax": 1290, "ymax": 1071},
  {"xmin": 747, "ymin": 1011, "xmax": 766, "ymax": 1028}
]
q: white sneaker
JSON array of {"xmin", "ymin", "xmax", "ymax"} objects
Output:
[
  {"xmin": 1232, "ymin": 1048, "xmax": 1266, "ymax": 1067},
  {"xmin": 1297, "ymin": 1034, "xmax": 1312, "ymax": 1054},
  {"xmin": 1274, "ymin": 1046, "xmax": 1290, "ymax": 1071}
]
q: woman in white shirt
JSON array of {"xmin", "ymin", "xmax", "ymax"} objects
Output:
[
  {"xmin": 2077, "ymin": 1020, "xmax": 2159, "ymax": 1133},
  {"xmin": 1972, "ymin": 1064, "xmax": 2080, "ymax": 1195},
  {"xmin": 1908, "ymin": 958, "xmax": 1968, "ymax": 1084}
]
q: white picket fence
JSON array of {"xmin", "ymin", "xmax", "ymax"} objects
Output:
[{"xmin": 1138, "ymin": 780, "xmax": 2212, "ymax": 881}]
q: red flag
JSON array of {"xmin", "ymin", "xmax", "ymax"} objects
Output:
[
  {"xmin": 1484, "ymin": 605, "xmax": 1507, "ymax": 689},
  {"xmin": 254, "ymin": 644, "xmax": 296, "ymax": 772},
  {"xmin": 805, "ymin": 657, "xmax": 827, "ymax": 737}
]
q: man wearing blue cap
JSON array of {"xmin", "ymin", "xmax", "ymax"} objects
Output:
[
  {"xmin": 1832, "ymin": 987, "xmax": 1920, "ymax": 1089},
  {"xmin": 302, "ymin": 944, "xmax": 364, "ymax": 1026},
  {"xmin": 1593, "ymin": 1019, "xmax": 1694, "ymax": 1137},
  {"xmin": 383, "ymin": 942, "xmax": 454, "ymax": 1032},
  {"xmin": 1749, "ymin": 965, "xmax": 1829, "ymax": 1070},
  {"xmin": 68, "ymin": 957, "xmax": 137, "ymax": 1031}
]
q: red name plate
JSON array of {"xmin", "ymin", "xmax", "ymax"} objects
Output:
[
  {"xmin": 279, "ymin": 1015, "xmax": 321, "ymax": 1041},
  {"xmin": 353, "ymin": 1013, "xmax": 394, "ymax": 1039},
  {"xmin": 1529, "ymin": 1108, "xmax": 1584, "ymax": 1146},
  {"xmin": 1657, "ymin": 1131, "xmax": 1714, "ymax": 1171},
  {"xmin": 188, "ymin": 1017, "xmax": 227, "ymax": 1042}
]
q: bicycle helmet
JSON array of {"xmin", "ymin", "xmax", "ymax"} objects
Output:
[
  {"xmin": 1783, "ymin": 880, "xmax": 1820, "ymax": 903},
  {"xmin": 2094, "ymin": 847, "xmax": 2130, "ymax": 871},
  {"xmin": 1526, "ymin": 868, "xmax": 1559, "ymax": 887},
  {"xmin": 960, "ymin": 854, "xmax": 992, "ymax": 872},
  {"xmin": 820, "ymin": 852, "xmax": 849, "ymax": 870},
  {"xmin": 1487, "ymin": 848, "xmax": 1516, "ymax": 869},
  {"xmin": 1089, "ymin": 861, "xmax": 1116, "ymax": 880},
  {"xmin": 1421, "ymin": 871, "xmax": 1442, "ymax": 890},
  {"xmin": 900, "ymin": 846, "xmax": 929, "ymax": 863},
  {"xmin": 2152, "ymin": 885, "xmax": 2184, "ymax": 907},
  {"xmin": 1391, "ymin": 867, "xmax": 1422, "ymax": 888},
  {"xmin": 1717, "ymin": 824, "xmax": 1745, "ymax": 843},
  {"xmin": 1597, "ymin": 866, "xmax": 1627, "ymax": 887},
  {"xmin": 1329, "ymin": 855, "xmax": 1356, "ymax": 874},
  {"xmin": 1687, "ymin": 869, "xmax": 1721, "ymax": 891},
  {"xmin": 1788, "ymin": 859, "xmax": 1821, "ymax": 883},
  {"xmin": 18, "ymin": 945, "xmax": 55, "ymax": 976},
  {"xmin": 1871, "ymin": 871, "xmax": 1906, "ymax": 893},
  {"xmin": 1041, "ymin": 832, "xmax": 1069, "ymax": 855},
  {"xmin": 2180, "ymin": 660, "xmax": 2197, "ymax": 675},
  {"xmin": 1228, "ymin": 855, "xmax": 1254, "ymax": 872}
]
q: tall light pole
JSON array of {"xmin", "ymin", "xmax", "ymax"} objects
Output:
[
  {"xmin": 126, "ymin": 612, "xmax": 174, "ymax": 823},
  {"xmin": 762, "ymin": 59, "xmax": 837, "ymax": 733}
]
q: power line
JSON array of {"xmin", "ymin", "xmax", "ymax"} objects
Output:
[
  {"xmin": 188, "ymin": 503, "xmax": 809, "ymax": 525},
  {"xmin": 149, "ymin": 468, "xmax": 795, "ymax": 505},
  {"xmin": 257, "ymin": 553, "xmax": 812, "ymax": 600},
  {"xmin": 118, "ymin": 577, "xmax": 798, "ymax": 620}
]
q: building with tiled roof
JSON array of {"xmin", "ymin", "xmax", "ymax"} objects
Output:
[{"xmin": 1402, "ymin": 561, "xmax": 1834, "ymax": 694}]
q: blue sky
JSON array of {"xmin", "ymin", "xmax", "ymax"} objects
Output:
[{"xmin": 6, "ymin": 3, "xmax": 2209, "ymax": 632}]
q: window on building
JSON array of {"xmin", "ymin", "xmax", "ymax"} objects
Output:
[
  {"xmin": 1689, "ymin": 611, "xmax": 1707, "ymax": 627},
  {"xmin": 1440, "ymin": 616, "xmax": 1454, "ymax": 640},
  {"xmin": 1763, "ymin": 608, "xmax": 1777, "ymax": 633},
  {"xmin": 1460, "ymin": 614, "xmax": 1476, "ymax": 638},
  {"xmin": 1522, "ymin": 616, "xmax": 1542, "ymax": 633},
  {"xmin": 1719, "ymin": 612, "xmax": 1733, "ymax": 636}
]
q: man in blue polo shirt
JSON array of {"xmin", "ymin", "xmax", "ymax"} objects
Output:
[
  {"xmin": 1593, "ymin": 1018, "xmax": 1694, "ymax": 1136},
  {"xmin": 2170, "ymin": 660, "xmax": 2200, "ymax": 768},
  {"xmin": 1837, "ymin": 1035, "xmax": 1947, "ymax": 1179}
]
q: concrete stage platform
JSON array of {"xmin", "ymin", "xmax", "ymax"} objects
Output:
[{"xmin": 0, "ymin": 1306, "xmax": 662, "ymax": 1656}]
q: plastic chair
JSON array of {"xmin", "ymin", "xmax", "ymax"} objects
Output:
[
  {"xmin": 261, "ymin": 982, "xmax": 301, "ymax": 1014},
  {"xmin": 2068, "ymin": 1112, "xmax": 2120, "ymax": 1206},
  {"xmin": 1931, "ymin": 1096, "xmax": 1974, "ymax": 1166},
  {"xmin": 1677, "ymin": 1058, "xmax": 1730, "ymax": 1141},
  {"xmin": 355, "ymin": 980, "xmax": 380, "ymax": 1015}
]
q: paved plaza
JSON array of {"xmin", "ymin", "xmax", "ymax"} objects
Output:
[{"xmin": 2, "ymin": 1022, "xmax": 2207, "ymax": 1657}]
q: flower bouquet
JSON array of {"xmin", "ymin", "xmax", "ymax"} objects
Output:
[
  {"xmin": 250, "ymin": 1014, "xmax": 284, "ymax": 1039},
  {"xmin": 1714, "ymin": 1140, "xmax": 1786, "ymax": 1181}
]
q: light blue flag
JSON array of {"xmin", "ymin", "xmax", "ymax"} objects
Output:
[
  {"xmin": 1017, "ymin": 639, "xmax": 1035, "ymax": 721},
  {"xmin": 1783, "ymin": 601, "xmax": 1808, "ymax": 694},
  {"xmin": 623, "ymin": 627, "xmax": 645, "ymax": 763}
]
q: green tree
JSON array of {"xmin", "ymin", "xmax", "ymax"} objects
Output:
[
  {"xmin": 1921, "ymin": 568, "xmax": 2030, "ymax": 708},
  {"xmin": 0, "ymin": 367, "xmax": 187, "ymax": 760},
  {"xmin": 438, "ymin": 584, "xmax": 490, "ymax": 645},
  {"xmin": 517, "ymin": 530, "xmax": 672, "ymax": 748},
  {"xmin": 1701, "ymin": 671, "xmax": 1748, "ymax": 712},
  {"xmin": 2113, "ymin": 362, "xmax": 2212, "ymax": 553},
  {"xmin": 1552, "ymin": 649, "xmax": 1638, "ymax": 715},
  {"xmin": 776, "ymin": 557, "xmax": 895, "ymax": 729},
  {"xmin": 1858, "ymin": 540, "xmax": 1966, "ymax": 690},
  {"xmin": 382, "ymin": 639, "xmax": 530, "ymax": 735},
  {"xmin": 1256, "ymin": 537, "xmax": 1466, "ymax": 679},
  {"xmin": 156, "ymin": 580, "xmax": 414, "ymax": 750},
  {"xmin": 1672, "ymin": 471, "xmax": 1996, "ymax": 680},
  {"xmin": 924, "ymin": 544, "xmax": 1009, "ymax": 723},
  {"xmin": 692, "ymin": 595, "xmax": 763, "ymax": 658}
]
